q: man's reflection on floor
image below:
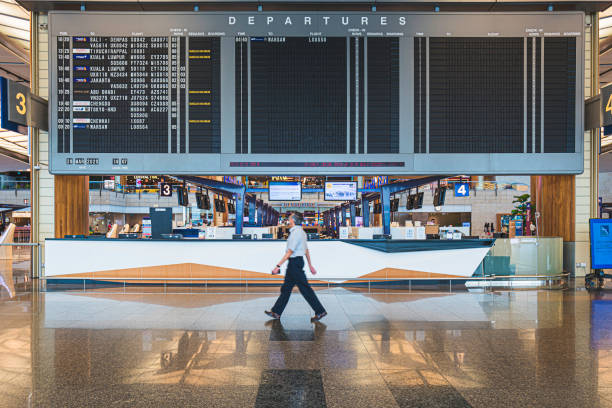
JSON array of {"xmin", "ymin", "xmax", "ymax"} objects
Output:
[
  {"xmin": 265, "ymin": 319, "xmax": 327, "ymax": 341},
  {"xmin": 160, "ymin": 331, "xmax": 203, "ymax": 372}
]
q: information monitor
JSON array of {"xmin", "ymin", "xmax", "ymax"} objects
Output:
[
  {"xmin": 325, "ymin": 181, "xmax": 357, "ymax": 201},
  {"xmin": 268, "ymin": 181, "xmax": 302, "ymax": 201}
]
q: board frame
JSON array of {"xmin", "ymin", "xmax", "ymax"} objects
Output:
[{"xmin": 48, "ymin": 11, "xmax": 585, "ymax": 175}]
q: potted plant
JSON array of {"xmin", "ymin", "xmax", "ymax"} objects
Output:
[{"xmin": 511, "ymin": 193, "xmax": 530, "ymax": 236}]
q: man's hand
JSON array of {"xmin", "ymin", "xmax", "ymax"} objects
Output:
[
  {"xmin": 309, "ymin": 265, "xmax": 317, "ymax": 275},
  {"xmin": 272, "ymin": 266, "xmax": 281, "ymax": 275}
]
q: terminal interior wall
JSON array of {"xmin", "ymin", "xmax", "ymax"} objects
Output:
[{"xmin": 36, "ymin": 14, "xmax": 54, "ymax": 244}]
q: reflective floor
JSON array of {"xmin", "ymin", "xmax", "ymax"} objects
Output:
[{"xmin": 2, "ymin": 281, "xmax": 612, "ymax": 407}]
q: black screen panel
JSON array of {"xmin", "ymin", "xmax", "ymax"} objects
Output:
[
  {"xmin": 367, "ymin": 37, "xmax": 399, "ymax": 153},
  {"xmin": 544, "ymin": 37, "xmax": 576, "ymax": 153},
  {"xmin": 235, "ymin": 37, "xmax": 249, "ymax": 154},
  {"xmin": 250, "ymin": 37, "xmax": 347, "ymax": 154},
  {"xmin": 349, "ymin": 37, "xmax": 364, "ymax": 154},
  {"xmin": 535, "ymin": 39, "xmax": 542, "ymax": 153},
  {"xmin": 414, "ymin": 37, "xmax": 427, "ymax": 154},
  {"xmin": 188, "ymin": 37, "xmax": 221, "ymax": 153},
  {"xmin": 429, "ymin": 37, "xmax": 524, "ymax": 153}
]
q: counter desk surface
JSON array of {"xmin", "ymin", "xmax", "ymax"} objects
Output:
[{"xmin": 45, "ymin": 238, "xmax": 495, "ymax": 282}]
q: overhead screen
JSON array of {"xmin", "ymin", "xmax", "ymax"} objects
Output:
[
  {"xmin": 48, "ymin": 12, "xmax": 584, "ymax": 175},
  {"xmin": 325, "ymin": 182, "xmax": 358, "ymax": 201},
  {"xmin": 268, "ymin": 181, "xmax": 302, "ymax": 201}
]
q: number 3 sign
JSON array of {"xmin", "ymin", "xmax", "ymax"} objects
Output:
[{"xmin": 160, "ymin": 183, "xmax": 172, "ymax": 197}]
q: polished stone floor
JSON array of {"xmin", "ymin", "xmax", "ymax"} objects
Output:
[{"xmin": 2, "ymin": 282, "xmax": 612, "ymax": 407}]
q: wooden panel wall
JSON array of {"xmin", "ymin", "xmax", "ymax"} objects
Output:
[
  {"xmin": 54, "ymin": 175, "xmax": 89, "ymax": 238},
  {"xmin": 531, "ymin": 175, "xmax": 575, "ymax": 242}
]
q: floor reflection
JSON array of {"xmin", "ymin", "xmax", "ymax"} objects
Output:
[
  {"xmin": 2, "ymin": 285, "xmax": 612, "ymax": 407},
  {"xmin": 0, "ymin": 258, "xmax": 31, "ymax": 300}
]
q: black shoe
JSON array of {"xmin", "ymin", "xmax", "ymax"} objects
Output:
[
  {"xmin": 311, "ymin": 311, "xmax": 327, "ymax": 322},
  {"xmin": 265, "ymin": 310, "xmax": 280, "ymax": 319}
]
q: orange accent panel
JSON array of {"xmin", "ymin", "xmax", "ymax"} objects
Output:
[
  {"xmin": 344, "ymin": 268, "xmax": 463, "ymax": 283},
  {"xmin": 53, "ymin": 263, "xmax": 287, "ymax": 284},
  {"xmin": 363, "ymin": 268, "xmax": 462, "ymax": 279},
  {"xmin": 52, "ymin": 264, "xmax": 462, "ymax": 284}
]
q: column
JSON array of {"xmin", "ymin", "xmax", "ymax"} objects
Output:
[{"xmin": 54, "ymin": 175, "xmax": 89, "ymax": 238}]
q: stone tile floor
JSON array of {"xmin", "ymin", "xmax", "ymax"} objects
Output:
[{"xmin": 1, "ymin": 283, "xmax": 612, "ymax": 407}]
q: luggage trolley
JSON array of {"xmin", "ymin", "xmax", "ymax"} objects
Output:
[{"xmin": 586, "ymin": 219, "xmax": 612, "ymax": 290}]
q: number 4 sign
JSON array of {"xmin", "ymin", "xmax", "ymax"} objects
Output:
[{"xmin": 455, "ymin": 183, "xmax": 469, "ymax": 197}]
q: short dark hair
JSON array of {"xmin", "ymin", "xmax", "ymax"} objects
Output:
[{"xmin": 290, "ymin": 212, "xmax": 303, "ymax": 225}]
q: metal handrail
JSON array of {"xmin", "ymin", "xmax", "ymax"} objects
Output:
[
  {"xmin": 0, "ymin": 242, "xmax": 42, "ymax": 281},
  {"xmin": 39, "ymin": 273, "xmax": 568, "ymax": 294}
]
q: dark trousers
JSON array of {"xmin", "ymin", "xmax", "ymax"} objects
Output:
[{"xmin": 271, "ymin": 257, "xmax": 326, "ymax": 316}]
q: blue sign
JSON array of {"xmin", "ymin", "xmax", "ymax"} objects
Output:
[
  {"xmin": 455, "ymin": 183, "xmax": 470, "ymax": 197},
  {"xmin": 0, "ymin": 77, "xmax": 19, "ymax": 131},
  {"xmin": 590, "ymin": 219, "xmax": 612, "ymax": 269}
]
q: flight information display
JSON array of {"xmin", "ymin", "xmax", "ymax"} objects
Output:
[
  {"xmin": 325, "ymin": 182, "xmax": 358, "ymax": 201},
  {"xmin": 49, "ymin": 12, "xmax": 585, "ymax": 175},
  {"xmin": 268, "ymin": 181, "xmax": 302, "ymax": 201}
]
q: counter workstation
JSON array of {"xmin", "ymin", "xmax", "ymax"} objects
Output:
[{"xmin": 45, "ymin": 238, "xmax": 495, "ymax": 284}]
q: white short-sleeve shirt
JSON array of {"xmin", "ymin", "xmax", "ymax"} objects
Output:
[{"xmin": 286, "ymin": 225, "xmax": 308, "ymax": 257}]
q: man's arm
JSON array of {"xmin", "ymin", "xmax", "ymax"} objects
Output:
[
  {"xmin": 305, "ymin": 249, "xmax": 317, "ymax": 275},
  {"xmin": 272, "ymin": 249, "xmax": 293, "ymax": 274}
]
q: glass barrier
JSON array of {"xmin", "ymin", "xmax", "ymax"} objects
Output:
[{"xmin": 480, "ymin": 237, "xmax": 563, "ymax": 277}]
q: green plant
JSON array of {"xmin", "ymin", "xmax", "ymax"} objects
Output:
[{"xmin": 511, "ymin": 193, "xmax": 530, "ymax": 217}]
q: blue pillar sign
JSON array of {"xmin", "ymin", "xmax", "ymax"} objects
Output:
[{"xmin": 455, "ymin": 183, "xmax": 470, "ymax": 197}]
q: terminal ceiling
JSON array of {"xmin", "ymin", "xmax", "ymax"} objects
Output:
[{"xmin": 6, "ymin": 0, "xmax": 612, "ymax": 170}]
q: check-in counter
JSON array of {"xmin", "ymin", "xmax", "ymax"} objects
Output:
[
  {"xmin": 45, "ymin": 238, "xmax": 495, "ymax": 284},
  {"xmin": 201, "ymin": 226, "xmax": 280, "ymax": 239}
]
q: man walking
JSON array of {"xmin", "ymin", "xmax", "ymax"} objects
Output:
[{"xmin": 265, "ymin": 212, "xmax": 327, "ymax": 322}]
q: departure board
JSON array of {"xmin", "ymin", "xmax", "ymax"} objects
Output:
[{"xmin": 49, "ymin": 12, "xmax": 585, "ymax": 175}]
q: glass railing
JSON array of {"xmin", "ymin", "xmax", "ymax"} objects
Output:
[
  {"xmin": 479, "ymin": 237, "xmax": 563, "ymax": 277},
  {"xmin": 0, "ymin": 180, "xmax": 31, "ymax": 191}
]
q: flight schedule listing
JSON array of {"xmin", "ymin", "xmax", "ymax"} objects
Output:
[{"xmin": 58, "ymin": 36, "xmax": 221, "ymax": 155}]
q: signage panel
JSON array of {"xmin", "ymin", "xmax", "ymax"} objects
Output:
[
  {"xmin": 455, "ymin": 183, "xmax": 470, "ymax": 197},
  {"xmin": 602, "ymin": 83, "xmax": 612, "ymax": 128},
  {"xmin": 0, "ymin": 77, "xmax": 49, "ymax": 132},
  {"xmin": 160, "ymin": 182, "xmax": 172, "ymax": 197},
  {"xmin": 590, "ymin": 218, "xmax": 612, "ymax": 269}
]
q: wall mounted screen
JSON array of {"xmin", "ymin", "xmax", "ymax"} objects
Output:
[
  {"xmin": 325, "ymin": 181, "xmax": 357, "ymax": 201},
  {"xmin": 268, "ymin": 181, "xmax": 302, "ymax": 201},
  {"xmin": 48, "ymin": 11, "xmax": 584, "ymax": 175}
]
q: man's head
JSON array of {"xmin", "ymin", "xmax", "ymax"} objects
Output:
[{"xmin": 288, "ymin": 212, "xmax": 303, "ymax": 227}]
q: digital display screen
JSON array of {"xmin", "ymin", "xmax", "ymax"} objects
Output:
[
  {"xmin": 268, "ymin": 181, "xmax": 302, "ymax": 201},
  {"xmin": 590, "ymin": 219, "xmax": 612, "ymax": 269},
  {"xmin": 49, "ymin": 12, "xmax": 584, "ymax": 175},
  {"xmin": 325, "ymin": 181, "xmax": 357, "ymax": 201},
  {"xmin": 58, "ymin": 36, "xmax": 220, "ymax": 155}
]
